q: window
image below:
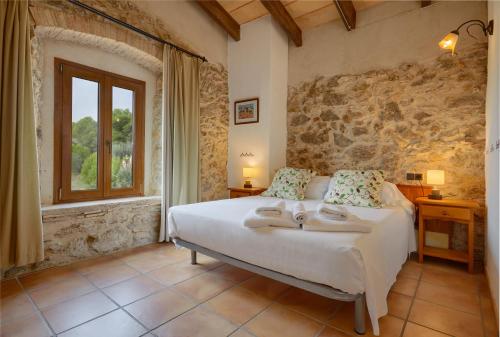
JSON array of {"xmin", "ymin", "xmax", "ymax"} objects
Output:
[{"xmin": 54, "ymin": 59, "xmax": 145, "ymax": 203}]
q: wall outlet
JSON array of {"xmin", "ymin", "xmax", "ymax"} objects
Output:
[
  {"xmin": 415, "ymin": 173, "xmax": 423, "ymax": 181},
  {"xmin": 406, "ymin": 173, "xmax": 415, "ymax": 180}
]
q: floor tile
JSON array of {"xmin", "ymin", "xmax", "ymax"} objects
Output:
[
  {"xmin": 29, "ymin": 275, "xmax": 95, "ymax": 308},
  {"xmin": 152, "ymin": 246, "xmax": 191, "ymax": 263},
  {"xmin": 123, "ymin": 252, "xmax": 175, "ymax": 273},
  {"xmin": 391, "ymin": 276, "xmax": 418, "ymax": 297},
  {"xmin": 58, "ymin": 309, "xmax": 146, "ymax": 337},
  {"xmin": 1, "ymin": 279, "xmax": 22, "ymax": 298},
  {"xmin": 147, "ymin": 260, "xmax": 209, "ymax": 286},
  {"xmin": 408, "ymin": 299, "xmax": 483, "ymax": 337},
  {"xmin": 317, "ymin": 326, "xmax": 354, "ymax": 337},
  {"xmin": 86, "ymin": 263, "xmax": 139, "ymax": 288},
  {"xmin": 277, "ymin": 287, "xmax": 341, "ymax": 322},
  {"xmin": 387, "ymin": 291, "xmax": 412, "ymax": 319},
  {"xmin": 41, "ymin": 290, "xmax": 117, "ymax": 333},
  {"xmin": 399, "ymin": 261, "xmax": 423, "ymax": 280},
  {"xmin": 402, "ymin": 322, "xmax": 449, "ymax": 337},
  {"xmin": 153, "ymin": 306, "xmax": 237, "ymax": 337},
  {"xmin": 480, "ymin": 296, "xmax": 499, "ymax": 337},
  {"xmin": 420, "ymin": 267, "xmax": 478, "ymax": 291},
  {"xmin": 125, "ymin": 288, "xmax": 196, "ymax": 329},
  {"xmin": 416, "ymin": 281, "xmax": 481, "ymax": 315},
  {"xmin": 0, "ymin": 312, "xmax": 52, "ymax": 337},
  {"xmin": 209, "ymin": 265, "xmax": 255, "ymax": 283},
  {"xmin": 245, "ymin": 304, "xmax": 323, "ymax": 337},
  {"xmin": 71, "ymin": 255, "xmax": 123, "ymax": 275},
  {"xmin": 175, "ymin": 272, "xmax": 235, "ymax": 302},
  {"xmin": 0, "ymin": 291, "xmax": 36, "ymax": 323},
  {"xmin": 196, "ymin": 254, "xmax": 225, "ymax": 270},
  {"xmin": 18, "ymin": 266, "xmax": 78, "ymax": 291},
  {"xmin": 239, "ymin": 275, "xmax": 289, "ymax": 300},
  {"xmin": 103, "ymin": 275, "xmax": 164, "ymax": 306},
  {"xmin": 205, "ymin": 286, "xmax": 271, "ymax": 325},
  {"xmin": 230, "ymin": 329, "xmax": 256, "ymax": 337}
]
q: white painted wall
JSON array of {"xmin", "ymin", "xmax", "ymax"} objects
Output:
[
  {"xmin": 486, "ymin": 0, "xmax": 500, "ymax": 324},
  {"xmin": 38, "ymin": 39, "xmax": 158, "ymax": 205},
  {"xmin": 227, "ymin": 16, "xmax": 288, "ymax": 188},
  {"xmin": 135, "ymin": 0, "xmax": 228, "ymax": 67},
  {"xmin": 289, "ymin": 1, "xmax": 487, "ymax": 85}
]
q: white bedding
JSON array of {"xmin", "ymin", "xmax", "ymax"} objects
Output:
[{"xmin": 168, "ymin": 197, "xmax": 416, "ymax": 335}]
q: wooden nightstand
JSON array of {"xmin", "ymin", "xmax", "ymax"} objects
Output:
[
  {"xmin": 416, "ymin": 197, "xmax": 479, "ymax": 272},
  {"xmin": 228, "ymin": 187, "xmax": 266, "ymax": 199}
]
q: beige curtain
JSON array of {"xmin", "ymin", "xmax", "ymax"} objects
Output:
[
  {"xmin": 159, "ymin": 45, "xmax": 201, "ymax": 242},
  {"xmin": 0, "ymin": 0, "xmax": 44, "ymax": 268}
]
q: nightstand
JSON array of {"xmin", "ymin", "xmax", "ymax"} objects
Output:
[
  {"xmin": 228, "ymin": 187, "xmax": 266, "ymax": 199},
  {"xmin": 416, "ymin": 197, "xmax": 479, "ymax": 272}
]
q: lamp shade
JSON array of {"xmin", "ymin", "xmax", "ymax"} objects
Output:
[
  {"xmin": 438, "ymin": 31, "xmax": 459, "ymax": 55},
  {"xmin": 427, "ymin": 170, "xmax": 445, "ymax": 185},
  {"xmin": 243, "ymin": 167, "xmax": 256, "ymax": 178}
]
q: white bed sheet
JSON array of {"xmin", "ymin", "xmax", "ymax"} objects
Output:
[{"xmin": 168, "ymin": 197, "xmax": 416, "ymax": 335}]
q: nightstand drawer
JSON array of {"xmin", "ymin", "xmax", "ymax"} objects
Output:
[
  {"xmin": 421, "ymin": 205, "xmax": 471, "ymax": 221},
  {"xmin": 230, "ymin": 191, "xmax": 251, "ymax": 198}
]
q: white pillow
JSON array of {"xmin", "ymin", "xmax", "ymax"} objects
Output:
[
  {"xmin": 381, "ymin": 181, "xmax": 401, "ymax": 206},
  {"xmin": 381, "ymin": 181, "xmax": 415, "ymax": 217},
  {"xmin": 304, "ymin": 176, "xmax": 331, "ymax": 200}
]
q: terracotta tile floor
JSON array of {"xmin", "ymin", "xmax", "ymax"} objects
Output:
[{"xmin": 1, "ymin": 243, "xmax": 498, "ymax": 337}]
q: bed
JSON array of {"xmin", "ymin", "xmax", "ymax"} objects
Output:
[{"xmin": 168, "ymin": 194, "xmax": 416, "ymax": 335}]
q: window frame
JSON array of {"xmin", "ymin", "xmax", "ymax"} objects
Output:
[{"xmin": 53, "ymin": 58, "xmax": 145, "ymax": 204}]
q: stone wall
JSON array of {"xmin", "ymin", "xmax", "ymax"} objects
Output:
[
  {"xmin": 287, "ymin": 43, "xmax": 487, "ymax": 267},
  {"xmin": 200, "ymin": 63, "xmax": 229, "ymax": 200},
  {"xmin": 4, "ymin": 198, "xmax": 161, "ymax": 278}
]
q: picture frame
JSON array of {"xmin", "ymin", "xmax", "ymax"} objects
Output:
[{"xmin": 234, "ymin": 98, "xmax": 259, "ymax": 125}]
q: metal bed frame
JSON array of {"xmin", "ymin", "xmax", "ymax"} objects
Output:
[{"xmin": 174, "ymin": 238, "xmax": 366, "ymax": 335}]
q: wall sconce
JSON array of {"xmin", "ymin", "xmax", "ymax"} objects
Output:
[{"xmin": 439, "ymin": 19, "xmax": 494, "ymax": 55}]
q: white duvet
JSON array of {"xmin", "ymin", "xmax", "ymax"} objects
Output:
[{"xmin": 168, "ymin": 197, "xmax": 416, "ymax": 335}]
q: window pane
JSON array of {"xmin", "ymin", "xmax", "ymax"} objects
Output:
[
  {"xmin": 71, "ymin": 77, "xmax": 99, "ymax": 190},
  {"xmin": 111, "ymin": 86, "xmax": 134, "ymax": 189}
]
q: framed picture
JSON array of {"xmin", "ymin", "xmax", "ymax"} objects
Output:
[{"xmin": 234, "ymin": 98, "xmax": 259, "ymax": 125}]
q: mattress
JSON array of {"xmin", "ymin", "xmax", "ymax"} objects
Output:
[{"xmin": 168, "ymin": 196, "xmax": 416, "ymax": 335}]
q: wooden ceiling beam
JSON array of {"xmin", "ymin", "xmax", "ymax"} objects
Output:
[
  {"xmin": 260, "ymin": 0, "xmax": 302, "ymax": 47},
  {"xmin": 196, "ymin": 0, "xmax": 240, "ymax": 41},
  {"xmin": 333, "ymin": 0, "xmax": 356, "ymax": 31}
]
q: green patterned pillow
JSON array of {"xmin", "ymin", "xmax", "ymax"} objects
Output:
[
  {"xmin": 262, "ymin": 167, "xmax": 316, "ymax": 200},
  {"xmin": 324, "ymin": 170, "xmax": 385, "ymax": 208}
]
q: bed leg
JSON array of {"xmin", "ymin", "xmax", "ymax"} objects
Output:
[
  {"xmin": 354, "ymin": 294, "xmax": 366, "ymax": 335},
  {"xmin": 190, "ymin": 250, "xmax": 197, "ymax": 265}
]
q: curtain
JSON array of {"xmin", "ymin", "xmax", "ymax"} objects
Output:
[
  {"xmin": 159, "ymin": 45, "xmax": 201, "ymax": 242},
  {"xmin": 0, "ymin": 0, "xmax": 44, "ymax": 268}
]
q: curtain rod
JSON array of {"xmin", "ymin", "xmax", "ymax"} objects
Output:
[{"xmin": 67, "ymin": 0, "xmax": 208, "ymax": 62}]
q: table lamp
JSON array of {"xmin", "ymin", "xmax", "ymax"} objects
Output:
[
  {"xmin": 427, "ymin": 170, "xmax": 445, "ymax": 200},
  {"xmin": 243, "ymin": 167, "xmax": 256, "ymax": 188}
]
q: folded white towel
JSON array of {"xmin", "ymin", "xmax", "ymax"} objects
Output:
[
  {"xmin": 302, "ymin": 211, "xmax": 372, "ymax": 233},
  {"xmin": 243, "ymin": 209, "xmax": 299, "ymax": 229},
  {"xmin": 317, "ymin": 203, "xmax": 348, "ymax": 221},
  {"xmin": 292, "ymin": 202, "xmax": 306, "ymax": 224},
  {"xmin": 255, "ymin": 200, "xmax": 286, "ymax": 217}
]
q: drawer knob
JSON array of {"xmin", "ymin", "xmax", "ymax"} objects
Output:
[{"xmin": 441, "ymin": 210, "xmax": 448, "ymax": 216}]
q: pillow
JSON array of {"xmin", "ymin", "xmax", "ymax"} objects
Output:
[
  {"xmin": 304, "ymin": 176, "xmax": 331, "ymax": 200},
  {"xmin": 324, "ymin": 170, "xmax": 385, "ymax": 208},
  {"xmin": 262, "ymin": 167, "xmax": 316, "ymax": 200},
  {"xmin": 380, "ymin": 181, "xmax": 401, "ymax": 206}
]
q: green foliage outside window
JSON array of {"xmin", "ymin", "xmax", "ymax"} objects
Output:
[{"xmin": 72, "ymin": 108, "xmax": 133, "ymax": 190}]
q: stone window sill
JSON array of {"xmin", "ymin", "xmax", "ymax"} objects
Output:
[{"xmin": 41, "ymin": 195, "xmax": 161, "ymax": 211}]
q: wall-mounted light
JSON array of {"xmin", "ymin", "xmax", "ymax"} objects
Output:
[{"xmin": 439, "ymin": 19, "xmax": 494, "ymax": 55}]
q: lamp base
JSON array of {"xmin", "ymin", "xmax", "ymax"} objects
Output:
[
  {"xmin": 244, "ymin": 180, "xmax": 252, "ymax": 188},
  {"xmin": 428, "ymin": 188, "xmax": 443, "ymax": 200}
]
